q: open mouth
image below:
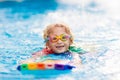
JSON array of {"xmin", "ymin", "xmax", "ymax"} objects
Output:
[{"xmin": 56, "ymin": 45, "xmax": 64, "ymax": 49}]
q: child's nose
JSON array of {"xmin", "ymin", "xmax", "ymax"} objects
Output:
[{"xmin": 57, "ymin": 39, "xmax": 63, "ymax": 43}]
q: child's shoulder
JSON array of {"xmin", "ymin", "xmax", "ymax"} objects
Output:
[
  {"xmin": 32, "ymin": 48, "xmax": 54, "ymax": 56},
  {"xmin": 42, "ymin": 48, "xmax": 54, "ymax": 55}
]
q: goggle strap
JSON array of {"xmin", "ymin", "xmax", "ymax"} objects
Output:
[
  {"xmin": 44, "ymin": 37, "xmax": 50, "ymax": 42},
  {"xmin": 65, "ymin": 35, "xmax": 71, "ymax": 38}
]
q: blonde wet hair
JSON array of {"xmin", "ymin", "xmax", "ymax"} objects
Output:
[{"xmin": 43, "ymin": 23, "xmax": 74, "ymax": 46}]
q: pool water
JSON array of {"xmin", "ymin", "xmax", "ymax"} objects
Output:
[{"xmin": 0, "ymin": 0, "xmax": 120, "ymax": 80}]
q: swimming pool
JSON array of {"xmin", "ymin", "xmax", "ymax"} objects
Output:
[{"xmin": 0, "ymin": 0, "xmax": 120, "ymax": 80}]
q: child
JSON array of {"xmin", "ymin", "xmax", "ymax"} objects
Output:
[{"xmin": 20, "ymin": 23, "xmax": 81, "ymax": 67}]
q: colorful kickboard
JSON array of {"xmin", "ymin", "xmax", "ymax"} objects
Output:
[
  {"xmin": 17, "ymin": 62, "xmax": 75, "ymax": 78},
  {"xmin": 17, "ymin": 62, "xmax": 75, "ymax": 71}
]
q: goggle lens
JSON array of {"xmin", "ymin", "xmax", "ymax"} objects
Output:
[{"xmin": 46, "ymin": 34, "xmax": 71, "ymax": 43}]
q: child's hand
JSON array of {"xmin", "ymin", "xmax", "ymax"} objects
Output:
[
  {"xmin": 19, "ymin": 58, "xmax": 35, "ymax": 64},
  {"xmin": 42, "ymin": 60, "xmax": 70, "ymax": 65}
]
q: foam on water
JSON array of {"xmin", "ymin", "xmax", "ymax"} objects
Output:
[{"xmin": 0, "ymin": 0, "xmax": 120, "ymax": 80}]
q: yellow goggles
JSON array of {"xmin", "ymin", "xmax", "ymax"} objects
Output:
[{"xmin": 46, "ymin": 34, "xmax": 71, "ymax": 43}]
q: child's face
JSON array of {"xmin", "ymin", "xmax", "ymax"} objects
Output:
[{"xmin": 47, "ymin": 27, "xmax": 71, "ymax": 53}]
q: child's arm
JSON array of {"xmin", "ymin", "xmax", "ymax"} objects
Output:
[
  {"xmin": 20, "ymin": 48, "xmax": 53, "ymax": 64},
  {"xmin": 20, "ymin": 51, "xmax": 45, "ymax": 64},
  {"xmin": 32, "ymin": 50, "xmax": 45, "ymax": 59},
  {"xmin": 32, "ymin": 48, "xmax": 53, "ymax": 58}
]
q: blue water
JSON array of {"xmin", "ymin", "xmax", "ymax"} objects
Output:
[{"xmin": 0, "ymin": 0, "xmax": 120, "ymax": 80}]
